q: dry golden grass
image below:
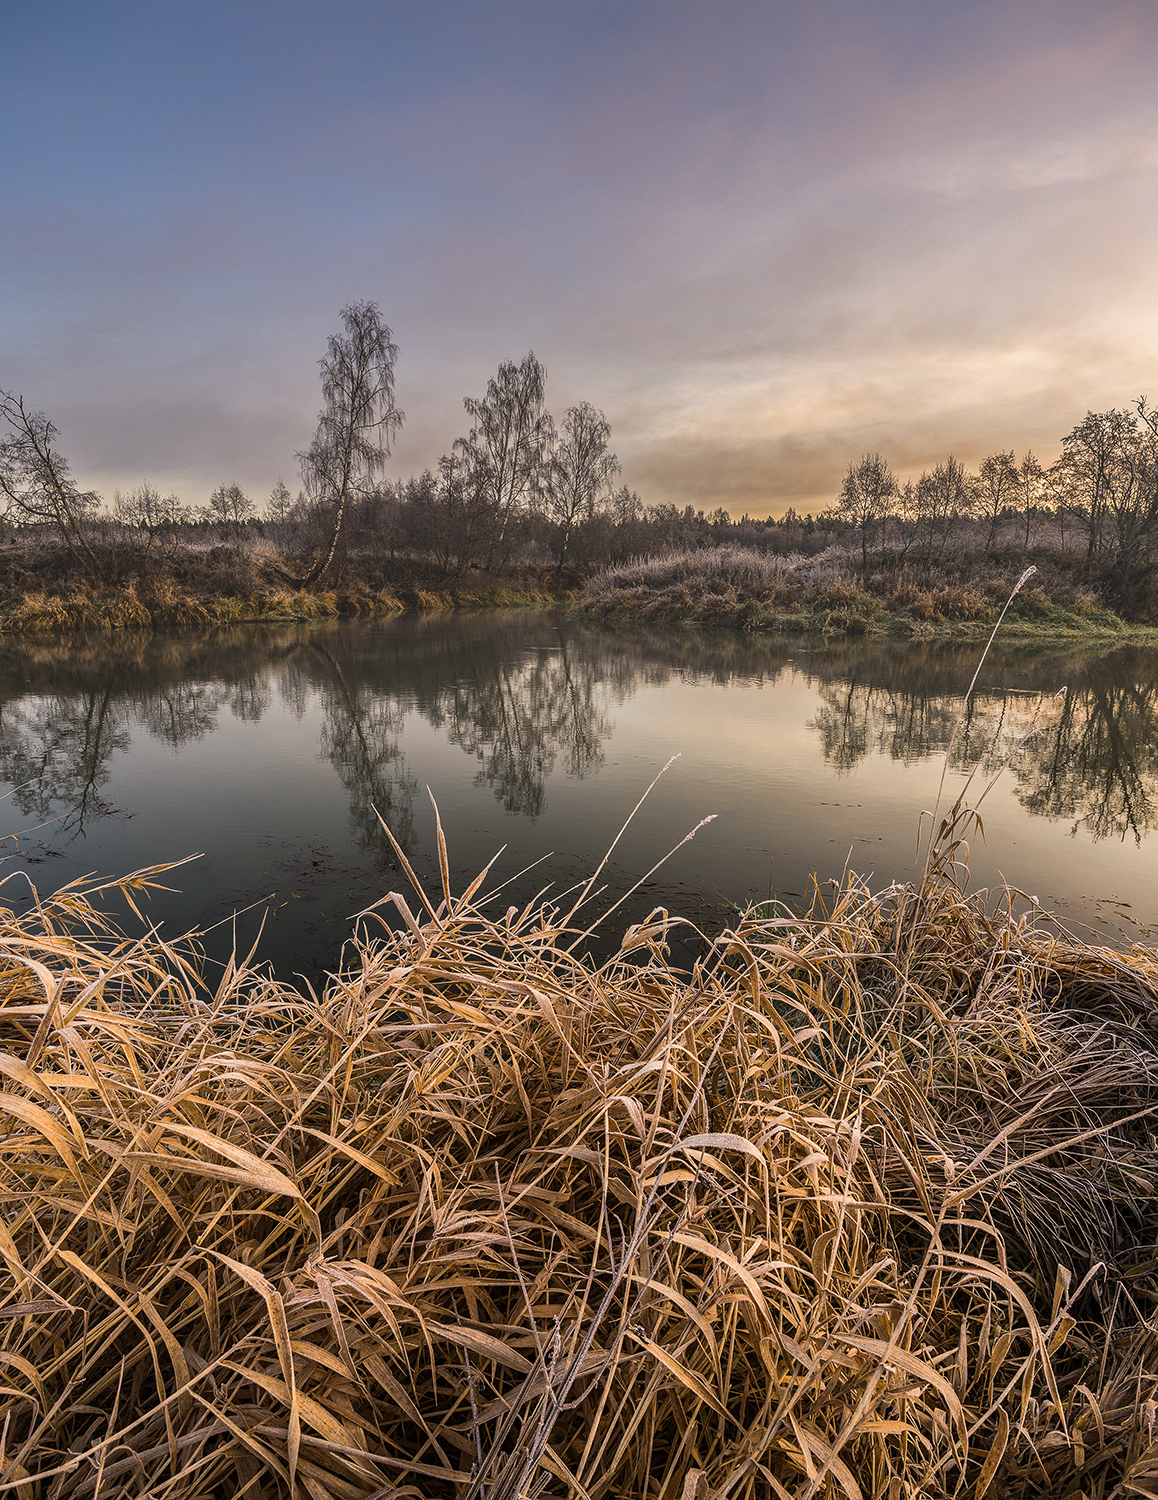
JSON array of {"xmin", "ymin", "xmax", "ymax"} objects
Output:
[
  {"xmin": 412, "ymin": 588, "xmax": 557, "ymax": 610},
  {"xmin": 0, "ymin": 585, "xmax": 406, "ymax": 634},
  {"xmin": 0, "ymin": 583, "xmax": 579, "ymax": 635},
  {"xmin": 0, "ymin": 811, "xmax": 1155, "ymax": 1500}
]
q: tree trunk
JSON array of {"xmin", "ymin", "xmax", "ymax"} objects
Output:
[{"xmin": 281, "ymin": 430, "xmax": 357, "ymax": 590}]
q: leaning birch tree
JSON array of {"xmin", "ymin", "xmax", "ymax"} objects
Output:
[{"xmin": 290, "ymin": 302, "xmax": 402, "ymax": 588}]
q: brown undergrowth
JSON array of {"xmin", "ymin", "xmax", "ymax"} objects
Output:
[
  {"xmin": 0, "ymin": 583, "xmax": 405, "ymax": 633},
  {"xmin": 0, "ymin": 814, "xmax": 1156, "ymax": 1498},
  {"xmin": 0, "ymin": 543, "xmax": 567, "ymax": 634},
  {"xmin": 0, "ymin": 584, "xmax": 565, "ymax": 634},
  {"xmin": 577, "ymin": 547, "xmax": 1149, "ymax": 639}
]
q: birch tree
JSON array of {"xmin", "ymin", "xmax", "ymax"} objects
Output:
[
  {"xmin": 292, "ymin": 301, "xmax": 402, "ymax": 588},
  {"xmin": 544, "ymin": 402, "xmax": 620, "ymax": 580},
  {"xmin": 460, "ymin": 353, "xmax": 553, "ymax": 569}
]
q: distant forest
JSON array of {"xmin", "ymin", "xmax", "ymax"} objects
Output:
[{"xmin": 2, "ymin": 301, "xmax": 1156, "ymax": 620}]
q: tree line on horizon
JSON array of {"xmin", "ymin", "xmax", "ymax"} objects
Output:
[
  {"xmin": 831, "ymin": 403, "xmax": 1158, "ymax": 587},
  {"xmin": 2, "ymin": 300, "xmax": 1155, "ymax": 607},
  {"xmin": 1, "ymin": 302, "xmax": 638, "ymax": 586}
]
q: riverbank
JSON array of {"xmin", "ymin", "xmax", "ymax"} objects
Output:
[
  {"xmin": 670, "ymin": 596, "xmax": 1155, "ymax": 643},
  {"xmin": 577, "ymin": 544, "xmax": 1158, "ymax": 642},
  {"xmin": 0, "ymin": 538, "xmax": 582, "ymax": 633},
  {"xmin": 3, "ymin": 537, "xmax": 1155, "ymax": 641},
  {"xmin": 5, "ymin": 576, "xmax": 1153, "ymax": 643},
  {"xmin": 1, "ymin": 841, "xmax": 1155, "ymax": 1499},
  {"xmin": 0, "ymin": 577, "xmax": 562, "ymax": 633}
]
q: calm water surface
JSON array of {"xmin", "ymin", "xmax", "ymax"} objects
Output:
[{"xmin": 1, "ymin": 612, "xmax": 1155, "ymax": 977}]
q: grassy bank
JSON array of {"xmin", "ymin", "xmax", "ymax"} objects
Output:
[
  {"xmin": 0, "ymin": 831, "xmax": 1156, "ymax": 1498},
  {"xmin": 5, "ymin": 537, "xmax": 1156, "ymax": 643},
  {"xmin": 578, "ymin": 546, "xmax": 1158, "ymax": 642},
  {"xmin": 0, "ymin": 539, "xmax": 577, "ymax": 634},
  {"xmin": 0, "ymin": 579, "xmax": 562, "ymax": 633}
]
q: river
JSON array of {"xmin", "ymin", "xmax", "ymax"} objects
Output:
[{"xmin": 1, "ymin": 611, "xmax": 1154, "ymax": 978}]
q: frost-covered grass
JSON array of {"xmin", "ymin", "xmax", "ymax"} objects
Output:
[
  {"xmin": 583, "ymin": 544, "xmax": 819, "ymax": 593},
  {"xmin": 1, "ymin": 827, "xmax": 1157, "ymax": 1498},
  {"xmin": 580, "ymin": 544, "xmax": 1141, "ymax": 637}
]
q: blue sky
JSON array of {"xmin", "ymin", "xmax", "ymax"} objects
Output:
[{"xmin": 3, "ymin": 0, "xmax": 1156, "ymax": 515}]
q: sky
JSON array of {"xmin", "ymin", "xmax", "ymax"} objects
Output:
[{"xmin": 2, "ymin": 0, "xmax": 1156, "ymax": 518}]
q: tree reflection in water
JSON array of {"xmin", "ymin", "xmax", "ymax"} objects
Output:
[
  {"xmin": 0, "ymin": 618, "xmax": 630, "ymax": 870},
  {"xmin": 807, "ymin": 644, "xmax": 1158, "ymax": 845},
  {"xmin": 0, "ymin": 685, "xmax": 129, "ymax": 837},
  {"xmin": 426, "ymin": 631, "xmax": 611, "ymax": 816},
  {"xmin": 0, "ymin": 635, "xmax": 282, "ymax": 840},
  {"xmin": 1019, "ymin": 669, "xmax": 1157, "ymax": 844},
  {"xmin": 297, "ymin": 642, "xmax": 417, "ymax": 859},
  {"xmin": 0, "ymin": 625, "xmax": 1155, "ymax": 877}
]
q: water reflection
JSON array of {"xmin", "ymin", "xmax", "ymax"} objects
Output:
[
  {"xmin": 304, "ymin": 642, "xmax": 417, "ymax": 859},
  {"xmin": 0, "ymin": 621, "xmax": 1155, "ymax": 883},
  {"xmin": 0, "ymin": 638, "xmax": 287, "ymax": 839},
  {"xmin": 0, "ymin": 619, "xmax": 633, "ymax": 866},
  {"xmin": 807, "ymin": 645, "xmax": 1158, "ymax": 845},
  {"xmin": 428, "ymin": 636, "xmax": 611, "ymax": 815},
  {"xmin": 1018, "ymin": 671, "xmax": 1158, "ymax": 844},
  {"xmin": 0, "ymin": 685, "xmax": 129, "ymax": 837}
]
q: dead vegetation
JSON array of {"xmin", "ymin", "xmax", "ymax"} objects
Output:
[
  {"xmin": 0, "ymin": 801, "xmax": 1155, "ymax": 1499},
  {"xmin": 0, "ymin": 578, "xmax": 563, "ymax": 635},
  {"xmin": 578, "ymin": 546, "xmax": 1143, "ymax": 638},
  {"xmin": 0, "ymin": 574, "xmax": 406, "ymax": 633},
  {"xmin": 0, "ymin": 539, "xmax": 568, "ymax": 635}
]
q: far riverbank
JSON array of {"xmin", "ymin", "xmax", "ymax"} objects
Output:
[
  {"xmin": 573, "ymin": 543, "xmax": 1158, "ymax": 644},
  {"xmin": 2, "ymin": 539, "xmax": 1155, "ymax": 642},
  {"xmin": 6, "ymin": 581, "xmax": 1155, "ymax": 643}
]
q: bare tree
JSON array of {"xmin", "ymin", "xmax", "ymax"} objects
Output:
[
  {"xmin": 0, "ymin": 392, "xmax": 102, "ymax": 573},
  {"xmin": 113, "ymin": 483, "xmax": 188, "ymax": 574},
  {"xmin": 1051, "ymin": 409, "xmax": 1138, "ymax": 576},
  {"xmin": 893, "ymin": 478, "xmax": 921, "ymax": 558},
  {"xmin": 290, "ymin": 301, "xmax": 402, "ymax": 588},
  {"xmin": 1133, "ymin": 397, "xmax": 1158, "ymax": 550},
  {"xmin": 914, "ymin": 455, "xmax": 975, "ymax": 561},
  {"xmin": 606, "ymin": 485, "xmax": 646, "ymax": 563},
  {"xmin": 266, "ymin": 479, "xmax": 293, "ymax": 523},
  {"xmin": 833, "ymin": 452, "xmax": 897, "ymax": 570},
  {"xmin": 203, "ymin": 481, "xmax": 255, "ymax": 541},
  {"xmin": 1112, "ymin": 398, "xmax": 1158, "ymax": 573},
  {"xmin": 439, "ymin": 449, "xmax": 496, "ymax": 575},
  {"xmin": 544, "ymin": 402, "xmax": 620, "ymax": 580},
  {"xmin": 977, "ymin": 449, "xmax": 1018, "ymax": 552},
  {"xmin": 460, "ymin": 353, "xmax": 553, "ymax": 570},
  {"xmin": 1017, "ymin": 451, "xmax": 1044, "ymax": 547}
]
